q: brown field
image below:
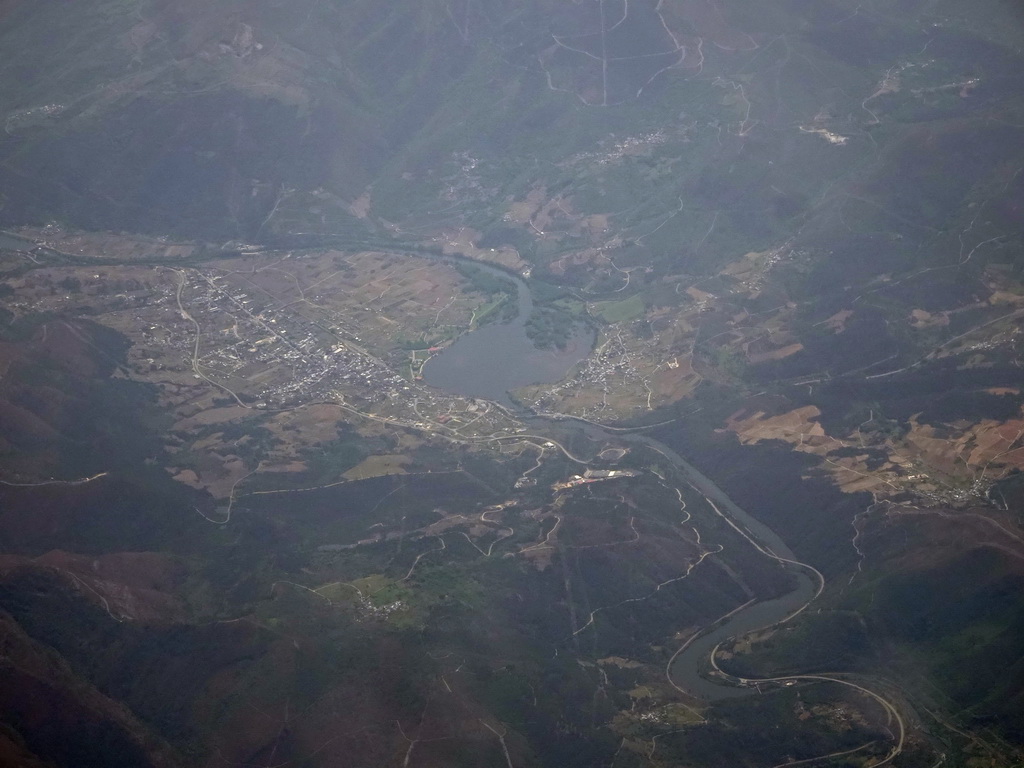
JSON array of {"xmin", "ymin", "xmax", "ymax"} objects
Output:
[
  {"xmin": 726, "ymin": 405, "xmax": 827, "ymax": 445},
  {"xmin": 725, "ymin": 400, "xmax": 1024, "ymax": 500},
  {"xmin": 15, "ymin": 226, "xmax": 198, "ymax": 262},
  {"xmin": 437, "ymin": 227, "xmax": 526, "ymax": 271},
  {"xmin": 2, "ymin": 245, "xmax": 521, "ymax": 499},
  {"xmin": 223, "ymin": 249, "xmax": 483, "ymax": 354},
  {"xmin": 905, "ymin": 414, "xmax": 1024, "ymax": 476},
  {"xmin": 746, "ymin": 342, "xmax": 803, "ymax": 364},
  {"xmin": 343, "ymin": 454, "xmax": 411, "ymax": 480}
]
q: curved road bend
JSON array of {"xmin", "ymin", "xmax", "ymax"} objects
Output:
[{"xmin": 541, "ymin": 416, "xmax": 905, "ymax": 761}]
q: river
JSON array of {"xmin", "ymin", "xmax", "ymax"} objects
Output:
[
  {"xmin": 13, "ymin": 230, "xmax": 819, "ymax": 702},
  {"xmin": 425, "ymin": 267, "xmax": 822, "ymax": 702},
  {"xmin": 421, "ymin": 263, "xmax": 593, "ymax": 406},
  {"xmin": 565, "ymin": 426, "xmax": 820, "ymax": 700}
]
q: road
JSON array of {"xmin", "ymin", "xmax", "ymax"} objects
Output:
[
  {"xmin": 143, "ymin": 252, "xmax": 918, "ymax": 762},
  {"xmin": 718, "ymin": 667, "xmax": 907, "ymax": 767},
  {"xmin": 168, "ymin": 267, "xmax": 251, "ymax": 408},
  {"xmin": 0, "ymin": 471, "xmax": 109, "ymax": 487},
  {"xmin": 557, "ymin": 417, "xmax": 910, "ymax": 764}
]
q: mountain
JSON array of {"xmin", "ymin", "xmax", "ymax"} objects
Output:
[{"xmin": 1, "ymin": 1, "xmax": 1023, "ymax": 766}]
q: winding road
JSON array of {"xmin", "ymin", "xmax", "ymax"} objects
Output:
[
  {"xmin": 543, "ymin": 414, "xmax": 908, "ymax": 763},
  {"xmin": 143, "ymin": 250, "xmax": 910, "ymax": 762}
]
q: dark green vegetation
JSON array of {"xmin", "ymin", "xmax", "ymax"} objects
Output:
[
  {"xmin": 454, "ymin": 262, "xmax": 519, "ymax": 325},
  {"xmin": 0, "ymin": 320, "xmax": 811, "ymax": 766},
  {"xmin": 652, "ymin": 683, "xmax": 895, "ymax": 768},
  {"xmin": 522, "ymin": 280, "xmax": 590, "ymax": 349},
  {"xmin": 653, "ymin": 397, "xmax": 1024, "ymax": 762},
  {"xmin": 0, "ymin": 0, "xmax": 1015, "ymax": 269},
  {"xmin": 2, "ymin": 0, "xmax": 1024, "ymax": 766}
]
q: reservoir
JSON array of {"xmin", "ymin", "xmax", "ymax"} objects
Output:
[
  {"xmin": 422, "ymin": 265, "xmax": 822, "ymax": 703},
  {"xmin": 422, "ymin": 265, "xmax": 593, "ymax": 405}
]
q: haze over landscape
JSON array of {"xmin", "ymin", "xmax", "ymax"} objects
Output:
[{"xmin": 1, "ymin": 1, "xmax": 1023, "ymax": 766}]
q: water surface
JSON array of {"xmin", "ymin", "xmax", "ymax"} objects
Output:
[
  {"xmin": 424, "ymin": 267, "xmax": 818, "ymax": 702},
  {"xmin": 423, "ymin": 265, "xmax": 593, "ymax": 404}
]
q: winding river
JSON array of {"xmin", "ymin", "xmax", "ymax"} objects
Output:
[
  {"xmin": 426, "ymin": 267, "xmax": 824, "ymax": 702},
  {"xmin": 629, "ymin": 433, "xmax": 821, "ymax": 699},
  {"xmin": 9, "ymin": 234, "xmax": 901, "ymax": 755},
  {"xmin": 570, "ymin": 426, "xmax": 821, "ymax": 700},
  {"xmin": 8, "ymin": 231, "xmax": 829, "ymax": 705}
]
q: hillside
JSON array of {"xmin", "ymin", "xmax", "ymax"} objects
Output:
[{"xmin": 1, "ymin": 1, "xmax": 1023, "ymax": 766}]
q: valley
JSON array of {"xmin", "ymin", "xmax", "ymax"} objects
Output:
[{"xmin": 1, "ymin": 0, "xmax": 1023, "ymax": 766}]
